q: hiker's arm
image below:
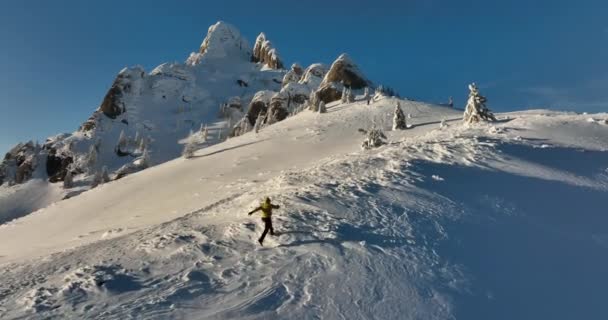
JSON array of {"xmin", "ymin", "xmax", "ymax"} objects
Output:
[
  {"xmin": 272, "ymin": 204, "xmax": 280, "ymax": 209},
  {"xmin": 248, "ymin": 207, "xmax": 261, "ymax": 215}
]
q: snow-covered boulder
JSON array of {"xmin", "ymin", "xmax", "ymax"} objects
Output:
[{"xmin": 252, "ymin": 33, "xmax": 284, "ymax": 70}]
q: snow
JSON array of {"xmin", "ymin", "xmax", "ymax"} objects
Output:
[{"xmin": 1, "ymin": 94, "xmax": 607, "ymax": 319}]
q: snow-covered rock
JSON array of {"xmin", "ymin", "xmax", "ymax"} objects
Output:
[
  {"xmin": 282, "ymin": 63, "xmax": 304, "ymax": 87},
  {"xmin": 317, "ymin": 54, "xmax": 372, "ymax": 103},
  {"xmin": 196, "ymin": 21, "xmax": 251, "ymax": 63},
  {"xmin": 252, "ymin": 32, "xmax": 284, "ymax": 70}
]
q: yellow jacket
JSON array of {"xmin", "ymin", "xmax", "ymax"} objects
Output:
[{"xmin": 249, "ymin": 200, "xmax": 280, "ymax": 218}]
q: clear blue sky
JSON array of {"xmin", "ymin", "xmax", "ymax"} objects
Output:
[{"xmin": 1, "ymin": 0, "xmax": 606, "ymax": 154}]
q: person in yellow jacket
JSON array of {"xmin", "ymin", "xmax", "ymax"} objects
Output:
[{"xmin": 248, "ymin": 197, "xmax": 280, "ymax": 246}]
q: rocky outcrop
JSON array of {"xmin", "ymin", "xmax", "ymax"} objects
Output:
[
  {"xmin": 97, "ymin": 67, "xmax": 144, "ymax": 120},
  {"xmin": 46, "ymin": 147, "xmax": 74, "ymax": 183},
  {"xmin": 317, "ymin": 54, "xmax": 371, "ymax": 103},
  {"xmin": 0, "ymin": 141, "xmax": 41, "ymax": 186},
  {"xmin": 245, "ymin": 90, "xmax": 275, "ymax": 126},
  {"xmin": 252, "ymin": 33, "xmax": 284, "ymax": 70},
  {"xmin": 282, "ymin": 64, "xmax": 304, "ymax": 87},
  {"xmin": 299, "ymin": 63, "xmax": 328, "ymax": 87},
  {"xmin": 316, "ymin": 83, "xmax": 342, "ymax": 104},
  {"xmin": 266, "ymin": 92, "xmax": 290, "ymax": 125}
]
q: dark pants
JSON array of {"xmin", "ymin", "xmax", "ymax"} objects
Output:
[{"xmin": 259, "ymin": 217, "xmax": 274, "ymax": 242}]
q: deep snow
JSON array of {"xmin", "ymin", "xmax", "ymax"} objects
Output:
[{"xmin": 0, "ymin": 98, "xmax": 607, "ymax": 319}]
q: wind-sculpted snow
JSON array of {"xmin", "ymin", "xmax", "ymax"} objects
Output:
[{"xmin": 0, "ymin": 101, "xmax": 607, "ymax": 319}]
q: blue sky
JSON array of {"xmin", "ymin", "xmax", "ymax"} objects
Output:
[{"xmin": 1, "ymin": 0, "xmax": 606, "ymax": 154}]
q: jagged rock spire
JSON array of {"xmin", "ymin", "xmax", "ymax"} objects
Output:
[{"xmin": 252, "ymin": 33, "xmax": 284, "ymax": 69}]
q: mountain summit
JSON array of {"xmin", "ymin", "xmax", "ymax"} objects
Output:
[{"xmin": 0, "ymin": 21, "xmax": 373, "ymax": 223}]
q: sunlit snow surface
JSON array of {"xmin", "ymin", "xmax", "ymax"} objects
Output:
[{"xmin": 1, "ymin": 98, "xmax": 607, "ymax": 319}]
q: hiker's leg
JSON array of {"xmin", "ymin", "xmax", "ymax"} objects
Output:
[
  {"xmin": 269, "ymin": 218, "xmax": 275, "ymax": 236},
  {"xmin": 259, "ymin": 218, "xmax": 270, "ymax": 242}
]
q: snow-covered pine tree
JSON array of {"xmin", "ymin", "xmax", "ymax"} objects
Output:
[
  {"xmin": 138, "ymin": 136, "xmax": 147, "ymax": 153},
  {"xmin": 91, "ymin": 170, "xmax": 103, "ymax": 188},
  {"xmin": 341, "ymin": 87, "xmax": 348, "ymax": 103},
  {"xmin": 134, "ymin": 131, "xmax": 141, "ymax": 148},
  {"xmin": 448, "ymin": 96, "xmax": 454, "ymax": 108},
  {"xmin": 308, "ymin": 90, "xmax": 320, "ymax": 111},
  {"xmin": 347, "ymin": 88, "xmax": 355, "ymax": 103},
  {"xmin": 201, "ymin": 124, "xmax": 209, "ymax": 141},
  {"xmin": 63, "ymin": 169, "xmax": 73, "ymax": 189},
  {"xmin": 254, "ymin": 112, "xmax": 266, "ymax": 133},
  {"xmin": 364, "ymin": 87, "xmax": 371, "ymax": 105},
  {"xmin": 182, "ymin": 132, "xmax": 196, "ymax": 159},
  {"xmin": 101, "ymin": 166, "xmax": 111, "ymax": 183},
  {"xmin": 140, "ymin": 148, "xmax": 150, "ymax": 168},
  {"xmin": 86, "ymin": 144, "xmax": 97, "ymax": 173},
  {"xmin": 218, "ymin": 128, "xmax": 223, "ymax": 141},
  {"xmin": 318, "ymin": 101, "xmax": 327, "ymax": 113},
  {"xmin": 463, "ymin": 83, "xmax": 496, "ymax": 124},
  {"xmin": 117, "ymin": 130, "xmax": 128, "ymax": 152},
  {"xmin": 392, "ymin": 102, "xmax": 407, "ymax": 130}
]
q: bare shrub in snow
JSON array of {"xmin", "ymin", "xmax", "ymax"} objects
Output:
[
  {"xmin": 463, "ymin": 83, "xmax": 496, "ymax": 124},
  {"xmin": 360, "ymin": 127, "xmax": 387, "ymax": 149}
]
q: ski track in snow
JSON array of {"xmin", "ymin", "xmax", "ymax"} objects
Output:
[{"xmin": 1, "ymin": 102, "xmax": 608, "ymax": 319}]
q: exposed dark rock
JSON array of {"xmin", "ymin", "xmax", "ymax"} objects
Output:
[
  {"xmin": 99, "ymin": 81, "xmax": 125, "ymax": 119},
  {"xmin": 247, "ymin": 100, "xmax": 268, "ymax": 126},
  {"xmin": 317, "ymin": 83, "xmax": 343, "ymax": 104},
  {"xmin": 237, "ymin": 79, "xmax": 248, "ymax": 87},
  {"xmin": 322, "ymin": 54, "xmax": 371, "ymax": 90},
  {"xmin": 266, "ymin": 93, "xmax": 289, "ymax": 125},
  {"xmin": 245, "ymin": 91, "xmax": 275, "ymax": 126},
  {"xmin": 46, "ymin": 150, "xmax": 74, "ymax": 183}
]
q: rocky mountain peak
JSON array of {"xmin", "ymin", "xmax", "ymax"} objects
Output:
[{"xmin": 197, "ymin": 21, "xmax": 251, "ymax": 61}]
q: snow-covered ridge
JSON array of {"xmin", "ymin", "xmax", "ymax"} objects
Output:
[{"xmin": 0, "ymin": 21, "xmax": 375, "ymax": 224}]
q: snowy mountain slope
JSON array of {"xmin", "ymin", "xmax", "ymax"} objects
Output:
[
  {"xmin": 1, "ymin": 97, "xmax": 607, "ymax": 319},
  {"xmin": 0, "ymin": 97, "xmax": 459, "ymax": 264},
  {"xmin": 1, "ymin": 21, "xmax": 364, "ymax": 223}
]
